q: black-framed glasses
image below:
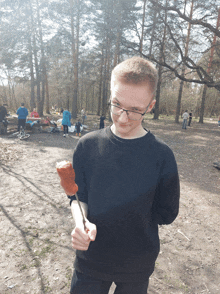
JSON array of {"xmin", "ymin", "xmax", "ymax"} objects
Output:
[{"xmin": 110, "ymin": 103, "xmax": 150, "ymax": 121}]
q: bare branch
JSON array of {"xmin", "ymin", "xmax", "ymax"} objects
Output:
[{"xmin": 149, "ymin": 0, "xmax": 220, "ymax": 37}]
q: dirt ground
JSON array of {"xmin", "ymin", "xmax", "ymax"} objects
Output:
[{"xmin": 0, "ymin": 114, "xmax": 220, "ymax": 294}]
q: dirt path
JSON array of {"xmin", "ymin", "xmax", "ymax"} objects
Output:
[{"xmin": 0, "ymin": 116, "xmax": 219, "ymax": 294}]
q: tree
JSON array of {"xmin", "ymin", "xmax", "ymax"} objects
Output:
[
  {"xmin": 175, "ymin": 0, "xmax": 194, "ymax": 123},
  {"xmin": 146, "ymin": 0, "xmax": 220, "ymax": 92},
  {"xmin": 199, "ymin": 8, "xmax": 220, "ymax": 122}
]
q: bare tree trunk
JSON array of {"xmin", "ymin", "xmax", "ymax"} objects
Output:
[
  {"xmin": 199, "ymin": 85, "xmax": 207, "ymax": 123},
  {"xmin": 154, "ymin": 0, "xmax": 168, "ymax": 119},
  {"xmin": 97, "ymin": 46, "xmax": 104, "ymax": 116},
  {"xmin": 154, "ymin": 63, "xmax": 162, "ymax": 119},
  {"xmin": 45, "ymin": 71, "xmax": 50, "ymax": 114},
  {"xmin": 175, "ymin": 79, "xmax": 184, "ymax": 122},
  {"xmin": 70, "ymin": 0, "xmax": 80, "ymax": 119},
  {"xmin": 199, "ymin": 8, "xmax": 220, "ymax": 123},
  {"xmin": 210, "ymin": 91, "xmax": 218, "ymax": 117},
  {"xmin": 36, "ymin": 0, "xmax": 47, "ymax": 116},
  {"xmin": 175, "ymin": 0, "xmax": 194, "ymax": 123},
  {"xmin": 30, "ymin": 2, "xmax": 41, "ymax": 115},
  {"xmin": 25, "ymin": 1, "xmax": 35, "ymax": 111},
  {"xmin": 140, "ymin": 0, "xmax": 147, "ymax": 55},
  {"xmin": 102, "ymin": 46, "xmax": 108, "ymax": 116},
  {"xmin": 149, "ymin": 9, "xmax": 157, "ymax": 56},
  {"xmin": 113, "ymin": 0, "xmax": 122, "ymax": 67}
]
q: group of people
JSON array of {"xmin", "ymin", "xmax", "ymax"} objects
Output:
[
  {"xmin": 182, "ymin": 110, "xmax": 192, "ymax": 129},
  {"xmin": 61, "ymin": 108, "xmax": 107, "ymax": 137},
  {"xmin": 17, "ymin": 104, "xmax": 40, "ymax": 131},
  {"xmin": 61, "ymin": 109, "xmax": 83, "ymax": 137},
  {"xmin": 0, "ymin": 102, "xmax": 41, "ymax": 133}
]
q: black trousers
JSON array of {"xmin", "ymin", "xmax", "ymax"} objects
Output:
[
  {"xmin": 188, "ymin": 117, "xmax": 192, "ymax": 126},
  {"xmin": 63, "ymin": 125, "xmax": 69, "ymax": 134},
  {"xmin": 18, "ymin": 119, "xmax": 26, "ymax": 131},
  {"xmin": 70, "ymin": 271, "xmax": 149, "ymax": 294}
]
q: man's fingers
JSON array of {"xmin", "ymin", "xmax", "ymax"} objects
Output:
[
  {"xmin": 85, "ymin": 222, "xmax": 97, "ymax": 241},
  {"xmin": 71, "ymin": 221, "xmax": 97, "ymax": 251},
  {"xmin": 71, "ymin": 239, "xmax": 90, "ymax": 251},
  {"xmin": 71, "ymin": 229, "xmax": 90, "ymax": 250},
  {"xmin": 72, "ymin": 227, "xmax": 90, "ymax": 241},
  {"xmin": 72, "ymin": 237, "xmax": 90, "ymax": 250}
]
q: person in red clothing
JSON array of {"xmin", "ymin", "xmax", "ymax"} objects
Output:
[{"xmin": 31, "ymin": 108, "xmax": 39, "ymax": 118}]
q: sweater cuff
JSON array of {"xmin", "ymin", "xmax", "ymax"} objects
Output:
[{"xmin": 67, "ymin": 195, "xmax": 77, "ymax": 206}]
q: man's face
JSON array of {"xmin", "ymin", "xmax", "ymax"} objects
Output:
[{"xmin": 110, "ymin": 79, "xmax": 155, "ymax": 139}]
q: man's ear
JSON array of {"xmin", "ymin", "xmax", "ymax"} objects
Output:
[{"xmin": 147, "ymin": 99, "xmax": 156, "ymax": 113}]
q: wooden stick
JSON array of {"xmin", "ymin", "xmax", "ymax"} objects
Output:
[{"xmin": 75, "ymin": 192, "xmax": 86, "ymax": 230}]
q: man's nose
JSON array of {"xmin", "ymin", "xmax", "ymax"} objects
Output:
[{"xmin": 118, "ymin": 110, "xmax": 129, "ymax": 122}]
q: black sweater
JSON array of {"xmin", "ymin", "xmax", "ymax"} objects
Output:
[{"xmin": 70, "ymin": 127, "xmax": 180, "ymax": 282}]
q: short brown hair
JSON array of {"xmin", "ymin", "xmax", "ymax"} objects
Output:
[{"xmin": 111, "ymin": 56, "xmax": 158, "ymax": 95}]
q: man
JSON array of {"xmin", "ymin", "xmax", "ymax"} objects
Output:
[
  {"xmin": 0, "ymin": 103, "xmax": 8, "ymax": 121},
  {"xmin": 182, "ymin": 110, "xmax": 189, "ymax": 129},
  {"xmin": 0, "ymin": 103, "xmax": 8, "ymax": 134},
  {"xmin": 62, "ymin": 109, "xmax": 71, "ymax": 137},
  {"xmin": 99, "ymin": 114, "xmax": 106, "ymax": 129},
  {"xmin": 68, "ymin": 57, "xmax": 180, "ymax": 294},
  {"xmin": 16, "ymin": 103, "xmax": 28, "ymax": 131},
  {"xmin": 75, "ymin": 119, "xmax": 82, "ymax": 137},
  {"xmin": 30, "ymin": 108, "xmax": 39, "ymax": 118},
  {"xmin": 188, "ymin": 110, "xmax": 192, "ymax": 126}
]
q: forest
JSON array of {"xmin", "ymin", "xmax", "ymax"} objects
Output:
[{"xmin": 0, "ymin": 0, "xmax": 220, "ymax": 123}]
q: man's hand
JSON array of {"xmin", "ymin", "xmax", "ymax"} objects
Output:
[{"xmin": 71, "ymin": 220, "xmax": 97, "ymax": 251}]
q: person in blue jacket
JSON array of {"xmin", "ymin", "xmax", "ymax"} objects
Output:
[
  {"xmin": 16, "ymin": 103, "xmax": 28, "ymax": 131},
  {"xmin": 62, "ymin": 109, "xmax": 71, "ymax": 137}
]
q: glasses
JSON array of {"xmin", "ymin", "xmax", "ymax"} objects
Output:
[{"xmin": 110, "ymin": 103, "xmax": 150, "ymax": 121}]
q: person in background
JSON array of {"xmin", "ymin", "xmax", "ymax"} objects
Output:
[
  {"xmin": 0, "ymin": 103, "xmax": 8, "ymax": 133},
  {"xmin": 182, "ymin": 110, "xmax": 189, "ymax": 129},
  {"xmin": 99, "ymin": 114, "xmax": 106, "ymax": 129},
  {"xmin": 81, "ymin": 108, "xmax": 86, "ymax": 125},
  {"xmin": 0, "ymin": 103, "xmax": 8, "ymax": 121},
  {"xmin": 188, "ymin": 110, "xmax": 192, "ymax": 126},
  {"xmin": 31, "ymin": 108, "xmax": 39, "ymax": 118},
  {"xmin": 16, "ymin": 103, "xmax": 28, "ymax": 131},
  {"xmin": 75, "ymin": 119, "xmax": 82, "ymax": 137},
  {"xmin": 68, "ymin": 56, "xmax": 180, "ymax": 294},
  {"xmin": 62, "ymin": 109, "xmax": 71, "ymax": 137}
]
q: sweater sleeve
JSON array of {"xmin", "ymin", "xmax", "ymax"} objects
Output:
[{"xmin": 152, "ymin": 148, "xmax": 180, "ymax": 225}]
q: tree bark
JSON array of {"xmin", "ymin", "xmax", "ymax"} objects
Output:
[
  {"xmin": 175, "ymin": 0, "xmax": 194, "ymax": 123},
  {"xmin": 70, "ymin": 0, "xmax": 80, "ymax": 119},
  {"xmin": 26, "ymin": 1, "xmax": 35, "ymax": 111},
  {"xmin": 199, "ymin": 8, "xmax": 220, "ymax": 123},
  {"xmin": 97, "ymin": 46, "xmax": 104, "ymax": 116},
  {"xmin": 154, "ymin": 63, "xmax": 162, "ymax": 119},
  {"xmin": 199, "ymin": 85, "xmax": 207, "ymax": 123},
  {"xmin": 36, "ymin": 0, "xmax": 46, "ymax": 116},
  {"xmin": 140, "ymin": 0, "xmax": 147, "ymax": 55},
  {"xmin": 45, "ymin": 71, "xmax": 50, "ymax": 114},
  {"xmin": 153, "ymin": 0, "xmax": 168, "ymax": 119}
]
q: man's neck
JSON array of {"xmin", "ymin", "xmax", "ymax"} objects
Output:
[{"xmin": 111, "ymin": 125, "xmax": 147, "ymax": 140}]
